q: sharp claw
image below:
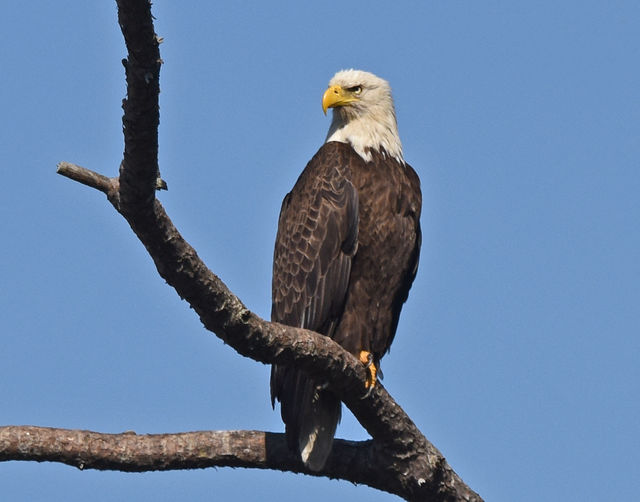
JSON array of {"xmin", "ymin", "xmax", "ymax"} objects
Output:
[{"xmin": 361, "ymin": 383, "xmax": 374, "ymax": 399}]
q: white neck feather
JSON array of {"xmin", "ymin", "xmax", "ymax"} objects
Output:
[{"xmin": 325, "ymin": 105, "xmax": 404, "ymax": 164}]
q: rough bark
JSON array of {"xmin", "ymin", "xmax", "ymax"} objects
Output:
[{"xmin": 1, "ymin": 1, "xmax": 483, "ymax": 501}]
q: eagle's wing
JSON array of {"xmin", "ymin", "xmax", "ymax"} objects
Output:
[
  {"xmin": 269, "ymin": 142, "xmax": 359, "ymax": 469},
  {"xmin": 270, "ymin": 142, "xmax": 358, "ymax": 338},
  {"xmin": 381, "ymin": 161, "xmax": 422, "ymax": 356}
]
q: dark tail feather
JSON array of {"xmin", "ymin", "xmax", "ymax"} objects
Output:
[
  {"xmin": 271, "ymin": 366, "xmax": 341, "ymax": 471},
  {"xmin": 297, "ymin": 381, "xmax": 341, "ymax": 471}
]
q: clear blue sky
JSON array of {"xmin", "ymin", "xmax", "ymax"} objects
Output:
[{"xmin": 2, "ymin": 1, "xmax": 639, "ymax": 500}]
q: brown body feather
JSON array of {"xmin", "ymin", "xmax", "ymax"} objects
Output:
[{"xmin": 271, "ymin": 141, "xmax": 421, "ymax": 470}]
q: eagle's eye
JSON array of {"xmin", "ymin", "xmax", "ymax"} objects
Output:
[{"xmin": 347, "ymin": 85, "xmax": 362, "ymax": 95}]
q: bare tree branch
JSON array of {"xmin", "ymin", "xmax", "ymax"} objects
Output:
[
  {"xmin": 53, "ymin": 160, "xmax": 479, "ymax": 500},
  {"xmin": 2, "ymin": 1, "xmax": 483, "ymax": 501},
  {"xmin": 0, "ymin": 426, "xmax": 368, "ymax": 477}
]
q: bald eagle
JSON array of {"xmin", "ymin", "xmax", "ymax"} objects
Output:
[{"xmin": 270, "ymin": 69, "xmax": 422, "ymax": 471}]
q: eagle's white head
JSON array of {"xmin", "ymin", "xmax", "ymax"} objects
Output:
[{"xmin": 323, "ymin": 69, "xmax": 403, "ymax": 164}]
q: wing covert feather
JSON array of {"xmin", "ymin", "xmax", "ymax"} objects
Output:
[{"xmin": 271, "ymin": 143, "xmax": 358, "ymax": 337}]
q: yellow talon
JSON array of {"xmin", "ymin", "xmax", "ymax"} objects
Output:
[{"xmin": 359, "ymin": 350, "xmax": 377, "ymax": 389}]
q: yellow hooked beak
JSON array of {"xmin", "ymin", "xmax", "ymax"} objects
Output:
[{"xmin": 322, "ymin": 85, "xmax": 360, "ymax": 115}]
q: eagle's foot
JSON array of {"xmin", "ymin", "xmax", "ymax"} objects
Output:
[{"xmin": 359, "ymin": 350, "xmax": 377, "ymax": 397}]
